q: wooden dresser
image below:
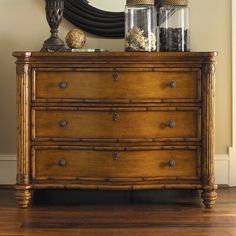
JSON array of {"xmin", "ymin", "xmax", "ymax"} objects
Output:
[{"xmin": 13, "ymin": 52, "xmax": 217, "ymax": 208}]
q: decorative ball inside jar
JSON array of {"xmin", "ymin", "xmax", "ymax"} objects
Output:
[{"xmin": 66, "ymin": 29, "xmax": 86, "ymax": 49}]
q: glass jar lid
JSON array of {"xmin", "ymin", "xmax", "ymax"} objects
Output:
[
  {"xmin": 126, "ymin": 0, "xmax": 155, "ymax": 5},
  {"xmin": 162, "ymin": 0, "xmax": 188, "ymax": 6}
]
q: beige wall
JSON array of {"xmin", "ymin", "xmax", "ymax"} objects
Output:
[{"xmin": 0, "ymin": 0, "xmax": 231, "ymax": 154}]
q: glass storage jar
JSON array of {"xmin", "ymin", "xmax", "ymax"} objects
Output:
[
  {"xmin": 125, "ymin": 0, "xmax": 157, "ymax": 52},
  {"xmin": 159, "ymin": 0, "xmax": 190, "ymax": 52}
]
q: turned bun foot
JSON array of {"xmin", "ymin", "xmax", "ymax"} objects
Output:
[
  {"xmin": 15, "ymin": 186, "xmax": 31, "ymax": 208},
  {"xmin": 202, "ymin": 190, "xmax": 217, "ymax": 208}
]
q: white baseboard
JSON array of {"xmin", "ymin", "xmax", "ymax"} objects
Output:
[
  {"xmin": 229, "ymin": 147, "xmax": 236, "ymax": 186},
  {"xmin": 0, "ymin": 154, "xmax": 232, "ymax": 185},
  {"xmin": 214, "ymin": 154, "xmax": 230, "ymax": 185},
  {"xmin": 0, "ymin": 155, "xmax": 16, "ymax": 161},
  {"xmin": 0, "ymin": 155, "xmax": 17, "ymax": 185}
]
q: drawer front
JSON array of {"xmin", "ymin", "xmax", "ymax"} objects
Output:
[
  {"xmin": 32, "ymin": 108, "xmax": 201, "ymax": 141},
  {"xmin": 31, "ymin": 147, "xmax": 200, "ymax": 181},
  {"xmin": 32, "ymin": 69, "xmax": 201, "ymax": 102}
]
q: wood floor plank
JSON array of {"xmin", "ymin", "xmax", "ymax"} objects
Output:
[{"xmin": 0, "ymin": 188, "xmax": 235, "ymax": 236}]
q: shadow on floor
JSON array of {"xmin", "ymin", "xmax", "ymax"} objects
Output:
[{"xmin": 33, "ymin": 189, "xmax": 202, "ymax": 206}]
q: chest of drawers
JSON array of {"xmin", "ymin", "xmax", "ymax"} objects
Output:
[{"xmin": 13, "ymin": 52, "xmax": 217, "ymax": 208}]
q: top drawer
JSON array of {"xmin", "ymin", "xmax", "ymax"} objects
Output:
[{"xmin": 32, "ymin": 69, "xmax": 201, "ymax": 103}]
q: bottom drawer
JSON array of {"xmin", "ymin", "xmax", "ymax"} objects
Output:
[{"xmin": 31, "ymin": 147, "xmax": 201, "ymax": 181}]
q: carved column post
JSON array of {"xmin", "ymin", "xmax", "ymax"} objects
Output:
[
  {"xmin": 15, "ymin": 61, "xmax": 32, "ymax": 208},
  {"xmin": 201, "ymin": 60, "xmax": 218, "ymax": 208}
]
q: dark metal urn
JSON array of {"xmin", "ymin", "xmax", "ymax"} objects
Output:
[{"xmin": 41, "ymin": 0, "xmax": 66, "ymax": 52}]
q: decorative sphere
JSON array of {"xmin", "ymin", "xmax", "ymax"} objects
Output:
[{"xmin": 66, "ymin": 29, "xmax": 86, "ymax": 49}]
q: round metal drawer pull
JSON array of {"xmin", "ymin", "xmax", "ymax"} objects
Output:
[
  {"xmin": 58, "ymin": 120, "xmax": 68, "ymax": 128},
  {"xmin": 112, "ymin": 112, "xmax": 120, "ymax": 122},
  {"xmin": 113, "ymin": 152, "xmax": 120, "ymax": 161},
  {"xmin": 167, "ymin": 120, "xmax": 175, "ymax": 129},
  {"xmin": 113, "ymin": 72, "xmax": 119, "ymax": 82},
  {"xmin": 167, "ymin": 160, "xmax": 175, "ymax": 168},
  {"xmin": 168, "ymin": 80, "xmax": 177, "ymax": 89},
  {"xmin": 58, "ymin": 81, "xmax": 67, "ymax": 89},
  {"xmin": 58, "ymin": 159, "xmax": 67, "ymax": 167}
]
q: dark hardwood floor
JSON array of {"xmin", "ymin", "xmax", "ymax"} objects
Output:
[{"xmin": 0, "ymin": 188, "xmax": 235, "ymax": 236}]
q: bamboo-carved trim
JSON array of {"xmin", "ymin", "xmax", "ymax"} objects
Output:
[
  {"xmin": 31, "ymin": 141, "xmax": 202, "ymax": 147},
  {"xmin": 197, "ymin": 147, "xmax": 202, "ymax": 179},
  {"xmin": 32, "ymin": 137, "xmax": 202, "ymax": 143},
  {"xmin": 197, "ymin": 70, "xmax": 202, "ymax": 103},
  {"xmin": 31, "ymin": 149, "xmax": 36, "ymax": 180},
  {"xmin": 32, "ymin": 183, "xmax": 203, "ymax": 191},
  {"xmin": 33, "ymin": 176, "xmax": 201, "ymax": 182},
  {"xmin": 33, "ymin": 67, "xmax": 201, "ymax": 72},
  {"xmin": 202, "ymin": 62, "xmax": 217, "ymax": 189},
  {"xmin": 32, "ymin": 98, "xmax": 202, "ymax": 104},
  {"xmin": 32, "ymin": 145, "xmax": 199, "ymax": 151},
  {"xmin": 32, "ymin": 102, "xmax": 202, "ymax": 108},
  {"xmin": 16, "ymin": 63, "xmax": 30, "ymax": 185},
  {"xmin": 32, "ymin": 106, "xmax": 200, "ymax": 112}
]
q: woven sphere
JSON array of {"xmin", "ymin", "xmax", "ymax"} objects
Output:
[{"xmin": 66, "ymin": 29, "xmax": 86, "ymax": 49}]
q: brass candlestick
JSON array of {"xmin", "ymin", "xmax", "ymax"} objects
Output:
[{"xmin": 41, "ymin": 0, "xmax": 66, "ymax": 52}]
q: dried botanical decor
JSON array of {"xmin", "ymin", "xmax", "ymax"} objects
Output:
[{"xmin": 125, "ymin": 27, "xmax": 157, "ymax": 51}]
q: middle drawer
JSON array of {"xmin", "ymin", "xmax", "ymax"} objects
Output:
[{"xmin": 32, "ymin": 107, "xmax": 201, "ymax": 141}]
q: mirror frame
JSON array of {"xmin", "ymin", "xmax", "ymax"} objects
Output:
[{"xmin": 64, "ymin": 0, "xmax": 161, "ymax": 38}]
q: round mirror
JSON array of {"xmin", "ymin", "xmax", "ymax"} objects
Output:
[
  {"xmin": 88, "ymin": 0, "xmax": 126, "ymax": 12},
  {"xmin": 64, "ymin": 0, "xmax": 161, "ymax": 38}
]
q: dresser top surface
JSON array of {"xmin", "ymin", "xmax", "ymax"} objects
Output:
[{"xmin": 13, "ymin": 51, "xmax": 217, "ymax": 63}]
